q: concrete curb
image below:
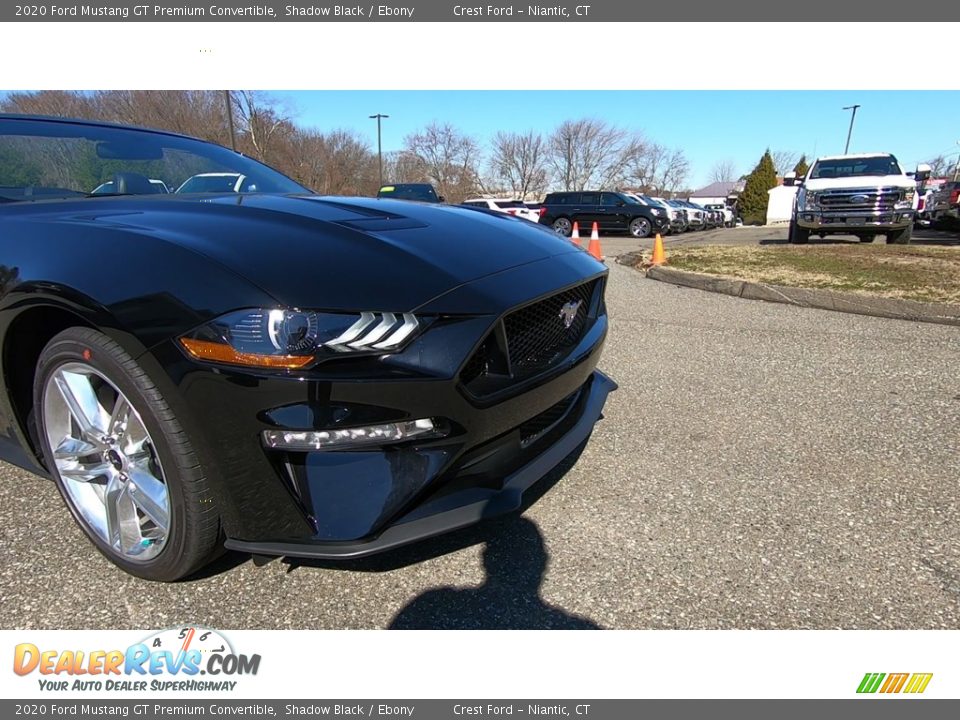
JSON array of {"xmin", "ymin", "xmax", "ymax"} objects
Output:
[{"xmin": 645, "ymin": 265, "xmax": 960, "ymax": 328}]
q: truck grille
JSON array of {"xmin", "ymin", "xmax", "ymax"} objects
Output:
[{"xmin": 817, "ymin": 187, "xmax": 902, "ymax": 211}]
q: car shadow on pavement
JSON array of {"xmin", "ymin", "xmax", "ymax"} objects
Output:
[{"xmin": 387, "ymin": 516, "xmax": 600, "ymax": 630}]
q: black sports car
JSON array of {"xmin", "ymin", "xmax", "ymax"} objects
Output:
[{"xmin": 0, "ymin": 115, "xmax": 615, "ymax": 581}]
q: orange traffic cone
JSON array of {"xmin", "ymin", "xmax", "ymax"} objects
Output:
[
  {"xmin": 570, "ymin": 221, "xmax": 581, "ymax": 246},
  {"xmin": 650, "ymin": 233, "xmax": 667, "ymax": 266},
  {"xmin": 587, "ymin": 222, "xmax": 604, "ymax": 262}
]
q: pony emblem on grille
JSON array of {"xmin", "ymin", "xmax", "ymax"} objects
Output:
[{"xmin": 558, "ymin": 300, "xmax": 582, "ymax": 329}]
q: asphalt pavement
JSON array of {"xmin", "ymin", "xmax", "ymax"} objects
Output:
[{"xmin": 1, "ymin": 260, "xmax": 958, "ymax": 629}]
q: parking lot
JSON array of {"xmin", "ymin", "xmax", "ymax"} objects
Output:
[{"xmin": 1, "ymin": 256, "xmax": 957, "ymax": 630}]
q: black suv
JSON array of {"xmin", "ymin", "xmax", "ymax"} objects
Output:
[
  {"xmin": 540, "ymin": 191, "xmax": 669, "ymax": 238},
  {"xmin": 377, "ymin": 183, "xmax": 444, "ymax": 203}
]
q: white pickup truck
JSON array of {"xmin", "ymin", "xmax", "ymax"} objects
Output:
[{"xmin": 787, "ymin": 153, "xmax": 929, "ymax": 244}]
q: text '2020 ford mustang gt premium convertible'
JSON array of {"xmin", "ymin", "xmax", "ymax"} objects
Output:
[{"xmin": 0, "ymin": 115, "xmax": 615, "ymax": 581}]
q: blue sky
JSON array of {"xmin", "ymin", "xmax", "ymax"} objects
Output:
[{"xmin": 274, "ymin": 90, "xmax": 960, "ymax": 188}]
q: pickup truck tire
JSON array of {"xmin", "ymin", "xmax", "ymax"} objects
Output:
[
  {"xmin": 887, "ymin": 225, "xmax": 913, "ymax": 245},
  {"xmin": 788, "ymin": 218, "xmax": 809, "ymax": 244}
]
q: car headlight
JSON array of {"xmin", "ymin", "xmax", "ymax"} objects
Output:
[
  {"xmin": 651, "ymin": 208, "xmax": 664, "ymax": 216},
  {"xmin": 799, "ymin": 189, "xmax": 819, "ymax": 211},
  {"xmin": 895, "ymin": 188, "xmax": 916, "ymax": 210},
  {"xmin": 179, "ymin": 308, "xmax": 422, "ymax": 369}
]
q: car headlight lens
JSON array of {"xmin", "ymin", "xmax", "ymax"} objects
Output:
[
  {"xmin": 179, "ymin": 308, "xmax": 421, "ymax": 369},
  {"xmin": 800, "ymin": 189, "xmax": 819, "ymax": 211},
  {"xmin": 895, "ymin": 188, "xmax": 916, "ymax": 210},
  {"xmin": 651, "ymin": 208, "xmax": 664, "ymax": 216}
]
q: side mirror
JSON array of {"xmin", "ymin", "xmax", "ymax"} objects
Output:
[
  {"xmin": 438, "ymin": 195, "xmax": 446, "ymax": 202},
  {"xmin": 915, "ymin": 163, "xmax": 931, "ymax": 182},
  {"xmin": 783, "ymin": 172, "xmax": 797, "ymax": 187}
]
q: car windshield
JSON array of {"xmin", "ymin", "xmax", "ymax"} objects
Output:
[
  {"xmin": 621, "ymin": 194, "xmax": 641, "ymax": 204},
  {"xmin": 494, "ymin": 200, "xmax": 526, "ymax": 209},
  {"xmin": 810, "ymin": 156, "xmax": 902, "ymax": 179},
  {"xmin": 0, "ymin": 117, "xmax": 306, "ymax": 202}
]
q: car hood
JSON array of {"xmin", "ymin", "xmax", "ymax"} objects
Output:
[
  {"xmin": 803, "ymin": 175, "xmax": 915, "ymax": 192},
  {"xmin": 25, "ymin": 194, "xmax": 579, "ymax": 311}
]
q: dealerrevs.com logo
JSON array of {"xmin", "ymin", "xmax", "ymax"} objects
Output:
[{"xmin": 13, "ymin": 627, "xmax": 260, "ymax": 692}]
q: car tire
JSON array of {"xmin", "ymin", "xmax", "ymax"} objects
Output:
[
  {"xmin": 887, "ymin": 225, "xmax": 913, "ymax": 245},
  {"xmin": 551, "ymin": 217, "xmax": 572, "ymax": 236},
  {"xmin": 629, "ymin": 217, "xmax": 652, "ymax": 238},
  {"xmin": 788, "ymin": 218, "xmax": 809, "ymax": 244},
  {"xmin": 34, "ymin": 327, "xmax": 221, "ymax": 582}
]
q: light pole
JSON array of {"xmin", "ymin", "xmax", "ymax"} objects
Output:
[
  {"xmin": 369, "ymin": 113, "xmax": 389, "ymax": 188},
  {"xmin": 842, "ymin": 104, "xmax": 860, "ymax": 154}
]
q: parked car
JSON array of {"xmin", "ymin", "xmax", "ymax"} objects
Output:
[
  {"xmin": 929, "ymin": 181, "xmax": 960, "ymax": 228},
  {"xmin": 462, "ymin": 197, "xmax": 541, "ymax": 223},
  {"xmin": 787, "ymin": 153, "xmax": 927, "ymax": 244},
  {"xmin": 652, "ymin": 197, "xmax": 688, "ymax": 233},
  {"xmin": 674, "ymin": 200, "xmax": 705, "ymax": 230},
  {"xmin": 540, "ymin": 190, "xmax": 669, "ymax": 238},
  {"xmin": 704, "ymin": 204, "xmax": 735, "ymax": 228},
  {"xmin": 92, "ymin": 178, "xmax": 170, "ymax": 195},
  {"xmin": 176, "ymin": 172, "xmax": 255, "ymax": 194},
  {"xmin": 0, "ymin": 115, "xmax": 616, "ymax": 581},
  {"xmin": 376, "ymin": 183, "xmax": 443, "ymax": 203},
  {"xmin": 621, "ymin": 193, "xmax": 673, "ymax": 235}
]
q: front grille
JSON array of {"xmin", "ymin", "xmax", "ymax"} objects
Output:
[
  {"xmin": 518, "ymin": 389, "xmax": 580, "ymax": 448},
  {"xmin": 460, "ymin": 279, "xmax": 601, "ymax": 397},
  {"xmin": 503, "ymin": 280, "xmax": 596, "ymax": 376},
  {"xmin": 818, "ymin": 187, "xmax": 902, "ymax": 212}
]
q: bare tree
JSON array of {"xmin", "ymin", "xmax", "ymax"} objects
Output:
[
  {"xmin": 281, "ymin": 128, "xmax": 377, "ymax": 195},
  {"xmin": 402, "ymin": 122, "xmax": 482, "ymax": 202},
  {"xmin": 770, "ymin": 149, "xmax": 800, "ymax": 177},
  {"xmin": 923, "ymin": 154, "xmax": 955, "ymax": 178},
  {"xmin": 231, "ymin": 91, "xmax": 293, "ymax": 164},
  {"xmin": 709, "ymin": 159, "xmax": 738, "ymax": 184},
  {"xmin": 628, "ymin": 143, "xmax": 690, "ymax": 195},
  {"xmin": 547, "ymin": 119, "xmax": 646, "ymax": 191},
  {"xmin": 487, "ymin": 130, "xmax": 549, "ymax": 199}
]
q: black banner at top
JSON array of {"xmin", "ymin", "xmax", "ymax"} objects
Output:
[{"xmin": 3, "ymin": 0, "xmax": 959, "ymax": 21}]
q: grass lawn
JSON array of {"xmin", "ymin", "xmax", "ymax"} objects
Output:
[{"xmin": 656, "ymin": 244, "xmax": 960, "ymax": 305}]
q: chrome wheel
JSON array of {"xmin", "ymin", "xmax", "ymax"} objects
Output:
[
  {"xmin": 42, "ymin": 363, "xmax": 170, "ymax": 562},
  {"xmin": 629, "ymin": 217, "xmax": 652, "ymax": 238}
]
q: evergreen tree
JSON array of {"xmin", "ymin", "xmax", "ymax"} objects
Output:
[
  {"xmin": 737, "ymin": 149, "xmax": 778, "ymax": 225},
  {"xmin": 793, "ymin": 155, "xmax": 810, "ymax": 178}
]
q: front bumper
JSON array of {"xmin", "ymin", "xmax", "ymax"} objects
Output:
[
  {"xmin": 225, "ymin": 370, "xmax": 616, "ymax": 559},
  {"xmin": 152, "ymin": 253, "xmax": 614, "ymax": 560},
  {"xmin": 797, "ymin": 209, "xmax": 914, "ymax": 230}
]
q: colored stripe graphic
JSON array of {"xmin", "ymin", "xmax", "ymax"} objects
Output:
[
  {"xmin": 857, "ymin": 672, "xmax": 932, "ymax": 694},
  {"xmin": 857, "ymin": 673, "xmax": 885, "ymax": 693},
  {"xmin": 903, "ymin": 674, "xmax": 933, "ymax": 694},
  {"xmin": 880, "ymin": 673, "xmax": 909, "ymax": 693}
]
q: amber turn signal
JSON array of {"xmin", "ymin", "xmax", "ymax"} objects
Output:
[{"xmin": 179, "ymin": 338, "xmax": 314, "ymax": 369}]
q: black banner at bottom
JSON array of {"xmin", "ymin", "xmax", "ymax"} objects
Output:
[{"xmin": 2, "ymin": 700, "xmax": 958, "ymax": 719}]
